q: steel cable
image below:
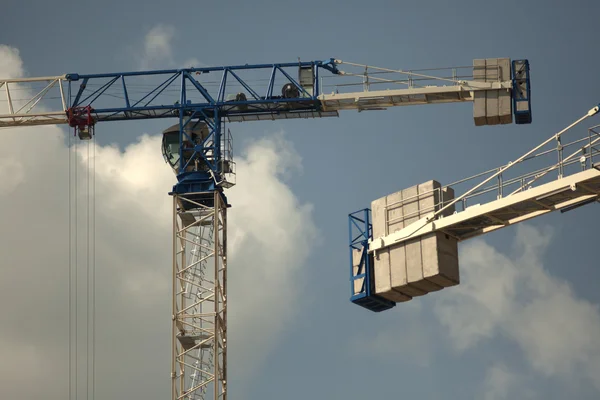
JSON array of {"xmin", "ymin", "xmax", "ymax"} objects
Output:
[{"xmin": 68, "ymin": 129, "xmax": 72, "ymax": 400}]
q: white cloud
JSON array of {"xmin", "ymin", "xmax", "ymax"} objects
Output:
[
  {"xmin": 226, "ymin": 133, "xmax": 318, "ymax": 377},
  {"xmin": 434, "ymin": 237, "xmax": 519, "ymax": 351},
  {"xmin": 140, "ymin": 24, "xmax": 176, "ymax": 70},
  {"xmin": 435, "ymin": 224, "xmax": 600, "ymax": 392},
  {"xmin": 481, "ymin": 363, "xmax": 529, "ymax": 400},
  {"xmin": 0, "ymin": 45, "xmax": 317, "ymax": 398},
  {"xmin": 0, "ymin": 44, "xmax": 23, "ymax": 78},
  {"xmin": 137, "ymin": 25, "xmax": 210, "ymax": 71},
  {"xmin": 0, "ymin": 156, "xmax": 26, "ymax": 192}
]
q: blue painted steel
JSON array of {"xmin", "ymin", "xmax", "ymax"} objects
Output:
[
  {"xmin": 71, "ymin": 77, "xmax": 88, "ymax": 107},
  {"xmin": 64, "ymin": 59, "xmax": 339, "ymax": 123},
  {"xmin": 64, "ymin": 59, "xmax": 340, "ymax": 201},
  {"xmin": 184, "ymin": 71, "xmax": 214, "ymax": 103},
  {"xmin": 266, "ymin": 67, "xmax": 277, "ymax": 98},
  {"xmin": 169, "ymin": 107, "xmax": 224, "ymax": 207},
  {"xmin": 228, "ymin": 69, "xmax": 261, "ymax": 101},
  {"xmin": 121, "ymin": 76, "xmax": 130, "ymax": 108},
  {"xmin": 276, "ymin": 67, "xmax": 311, "ymax": 98},
  {"xmin": 348, "ymin": 209, "xmax": 395, "ymax": 312},
  {"xmin": 313, "ymin": 66, "xmax": 320, "ymax": 97},
  {"xmin": 65, "ymin": 60, "xmax": 339, "ymax": 80},
  {"xmin": 511, "ymin": 59, "xmax": 532, "ymax": 125}
]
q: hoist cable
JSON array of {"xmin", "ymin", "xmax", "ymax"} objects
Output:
[
  {"xmin": 92, "ymin": 135, "xmax": 96, "ymax": 400},
  {"xmin": 87, "ymin": 139, "xmax": 90, "ymax": 400},
  {"xmin": 75, "ymin": 137, "xmax": 78, "ymax": 400},
  {"xmin": 68, "ymin": 132, "xmax": 72, "ymax": 400}
]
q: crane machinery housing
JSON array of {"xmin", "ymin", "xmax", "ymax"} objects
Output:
[{"xmin": 1, "ymin": 56, "xmax": 533, "ymax": 400}]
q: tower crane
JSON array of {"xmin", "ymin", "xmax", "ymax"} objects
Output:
[{"xmin": 0, "ymin": 56, "xmax": 532, "ymax": 400}]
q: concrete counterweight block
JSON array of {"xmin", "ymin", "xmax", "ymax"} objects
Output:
[
  {"xmin": 371, "ymin": 195, "xmax": 412, "ymax": 303},
  {"xmin": 473, "ymin": 57, "xmax": 512, "ymax": 126},
  {"xmin": 371, "ymin": 180, "xmax": 460, "ymax": 303}
]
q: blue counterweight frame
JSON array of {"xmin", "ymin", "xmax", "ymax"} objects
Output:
[
  {"xmin": 65, "ymin": 59, "xmax": 341, "ymax": 202},
  {"xmin": 511, "ymin": 59, "xmax": 532, "ymax": 124},
  {"xmin": 349, "ymin": 209, "xmax": 395, "ymax": 312}
]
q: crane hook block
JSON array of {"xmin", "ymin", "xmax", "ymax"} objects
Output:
[{"xmin": 67, "ymin": 105, "xmax": 95, "ymax": 140}]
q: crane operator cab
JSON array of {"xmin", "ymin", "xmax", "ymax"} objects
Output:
[
  {"xmin": 161, "ymin": 118, "xmax": 235, "ymax": 193},
  {"xmin": 161, "ymin": 119, "xmax": 211, "ymax": 175}
]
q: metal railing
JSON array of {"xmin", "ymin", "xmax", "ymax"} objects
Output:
[
  {"xmin": 378, "ymin": 120, "xmax": 600, "ymax": 231},
  {"xmin": 447, "ymin": 124, "xmax": 600, "ymax": 213},
  {"xmin": 321, "ymin": 63, "xmax": 500, "ymax": 95}
]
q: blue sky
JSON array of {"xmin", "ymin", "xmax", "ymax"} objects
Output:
[{"xmin": 1, "ymin": 1, "xmax": 600, "ymax": 399}]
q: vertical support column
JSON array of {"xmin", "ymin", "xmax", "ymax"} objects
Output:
[
  {"xmin": 172, "ymin": 191, "xmax": 227, "ymax": 400},
  {"xmin": 221, "ymin": 194, "xmax": 228, "ymax": 400},
  {"xmin": 213, "ymin": 191, "xmax": 228, "ymax": 400},
  {"xmin": 172, "ymin": 196, "xmax": 178, "ymax": 400},
  {"xmin": 348, "ymin": 209, "xmax": 395, "ymax": 312}
]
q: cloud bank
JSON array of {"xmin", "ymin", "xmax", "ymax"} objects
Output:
[{"xmin": 435, "ymin": 224, "xmax": 600, "ymax": 394}]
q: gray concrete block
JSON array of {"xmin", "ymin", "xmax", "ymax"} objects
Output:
[
  {"xmin": 373, "ymin": 192, "xmax": 406, "ymax": 301},
  {"xmin": 473, "ymin": 58, "xmax": 514, "ymax": 126},
  {"xmin": 499, "ymin": 91, "xmax": 512, "ymax": 124},
  {"xmin": 417, "ymin": 180, "xmax": 441, "ymax": 217},
  {"xmin": 373, "ymin": 248, "xmax": 392, "ymax": 296},
  {"xmin": 375, "ymin": 250, "xmax": 411, "ymax": 302},
  {"xmin": 371, "ymin": 196, "xmax": 387, "ymax": 238},
  {"xmin": 389, "ymin": 241, "xmax": 408, "ymax": 289},
  {"xmin": 474, "ymin": 92, "xmax": 487, "ymax": 126},
  {"xmin": 497, "ymin": 58, "xmax": 512, "ymax": 125},
  {"xmin": 422, "ymin": 232, "xmax": 460, "ymax": 287},
  {"xmin": 441, "ymin": 186, "xmax": 456, "ymax": 216},
  {"xmin": 473, "ymin": 59, "xmax": 486, "ymax": 80},
  {"xmin": 406, "ymin": 235, "xmax": 443, "ymax": 293},
  {"xmin": 391, "ymin": 288, "xmax": 412, "ymax": 302},
  {"xmin": 485, "ymin": 58, "xmax": 500, "ymax": 81},
  {"xmin": 486, "ymin": 90, "xmax": 500, "ymax": 125},
  {"xmin": 386, "ymin": 190, "xmax": 404, "ymax": 234},
  {"xmin": 371, "ymin": 180, "xmax": 460, "ymax": 302},
  {"xmin": 436, "ymin": 232, "xmax": 460, "ymax": 285},
  {"xmin": 387, "ymin": 231, "xmax": 425, "ymax": 297},
  {"xmin": 399, "ymin": 184, "xmax": 431, "ymax": 294},
  {"xmin": 473, "ymin": 59, "xmax": 488, "ymax": 126},
  {"xmin": 421, "ymin": 234, "xmax": 446, "ymax": 288},
  {"xmin": 498, "ymin": 58, "xmax": 511, "ymax": 81},
  {"xmin": 402, "ymin": 185, "xmax": 420, "ymax": 225},
  {"xmin": 385, "ymin": 285, "xmax": 412, "ymax": 302}
]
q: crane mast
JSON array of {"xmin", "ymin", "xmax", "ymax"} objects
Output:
[{"xmin": 0, "ymin": 56, "xmax": 532, "ymax": 400}]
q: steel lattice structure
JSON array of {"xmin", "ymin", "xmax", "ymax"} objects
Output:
[{"xmin": 173, "ymin": 192, "xmax": 227, "ymax": 399}]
